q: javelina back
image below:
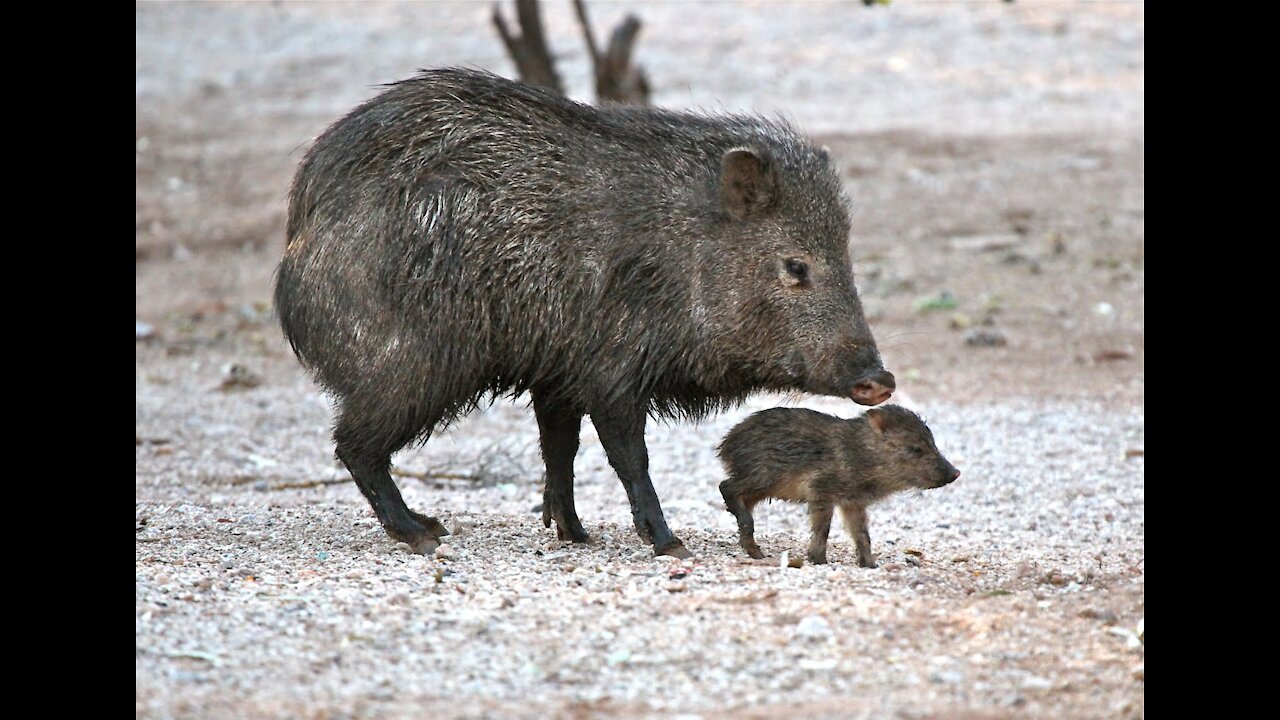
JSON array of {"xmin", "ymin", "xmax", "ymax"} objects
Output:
[
  {"xmin": 718, "ymin": 405, "xmax": 958, "ymax": 566},
  {"xmin": 275, "ymin": 68, "xmax": 895, "ymax": 558}
]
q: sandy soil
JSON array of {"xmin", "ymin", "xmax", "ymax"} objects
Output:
[{"xmin": 136, "ymin": 3, "xmax": 1144, "ymax": 718}]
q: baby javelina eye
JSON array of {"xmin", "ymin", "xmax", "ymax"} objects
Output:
[{"xmin": 784, "ymin": 258, "xmax": 809, "ymax": 282}]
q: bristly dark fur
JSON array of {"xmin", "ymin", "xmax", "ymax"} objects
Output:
[{"xmin": 274, "ymin": 68, "xmax": 891, "ymax": 555}]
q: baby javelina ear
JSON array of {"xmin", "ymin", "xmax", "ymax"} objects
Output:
[
  {"xmin": 866, "ymin": 407, "xmax": 888, "ymax": 434},
  {"xmin": 717, "ymin": 406, "xmax": 960, "ymax": 567}
]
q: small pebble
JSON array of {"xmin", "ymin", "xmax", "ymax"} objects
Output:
[
  {"xmin": 1040, "ymin": 570, "xmax": 1068, "ymax": 586},
  {"xmin": 1021, "ymin": 675, "xmax": 1054, "ymax": 691},
  {"xmin": 218, "ymin": 363, "xmax": 263, "ymax": 392},
  {"xmin": 795, "ymin": 615, "xmax": 832, "ymax": 640},
  {"xmin": 964, "ymin": 328, "xmax": 1008, "ymax": 347},
  {"xmin": 1077, "ymin": 608, "xmax": 1118, "ymax": 624}
]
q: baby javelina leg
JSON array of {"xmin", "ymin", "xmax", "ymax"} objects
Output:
[
  {"xmin": 839, "ymin": 503, "xmax": 874, "ymax": 568},
  {"xmin": 807, "ymin": 502, "xmax": 835, "ymax": 565},
  {"xmin": 720, "ymin": 482, "xmax": 764, "ymax": 559}
]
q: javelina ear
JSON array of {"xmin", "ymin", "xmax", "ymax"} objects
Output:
[
  {"xmin": 866, "ymin": 409, "xmax": 887, "ymax": 434},
  {"xmin": 721, "ymin": 147, "xmax": 777, "ymax": 220}
]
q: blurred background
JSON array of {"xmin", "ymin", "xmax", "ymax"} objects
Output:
[{"xmin": 136, "ymin": 0, "xmax": 1143, "ymax": 402}]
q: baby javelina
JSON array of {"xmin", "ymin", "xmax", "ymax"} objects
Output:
[{"xmin": 717, "ymin": 406, "xmax": 960, "ymax": 567}]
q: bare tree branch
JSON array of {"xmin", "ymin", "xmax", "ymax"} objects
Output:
[
  {"xmin": 493, "ymin": 0, "xmax": 649, "ymax": 106},
  {"xmin": 573, "ymin": 0, "xmax": 602, "ymax": 66},
  {"xmin": 572, "ymin": 0, "xmax": 649, "ymax": 105},
  {"xmin": 491, "ymin": 0, "xmax": 563, "ymax": 93},
  {"xmin": 599, "ymin": 14, "xmax": 649, "ymax": 105}
]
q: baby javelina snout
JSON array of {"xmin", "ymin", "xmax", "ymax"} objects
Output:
[{"xmin": 717, "ymin": 406, "xmax": 960, "ymax": 567}]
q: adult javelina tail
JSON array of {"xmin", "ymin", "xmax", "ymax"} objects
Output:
[{"xmin": 275, "ymin": 68, "xmax": 894, "ymax": 558}]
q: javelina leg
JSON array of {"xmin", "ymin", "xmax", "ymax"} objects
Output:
[
  {"xmin": 592, "ymin": 406, "xmax": 691, "ymax": 559},
  {"xmin": 807, "ymin": 503, "xmax": 834, "ymax": 565},
  {"xmin": 839, "ymin": 503, "xmax": 875, "ymax": 568},
  {"xmin": 720, "ymin": 483, "xmax": 763, "ymax": 559},
  {"xmin": 533, "ymin": 393, "xmax": 589, "ymax": 542},
  {"xmin": 335, "ymin": 411, "xmax": 448, "ymax": 555}
]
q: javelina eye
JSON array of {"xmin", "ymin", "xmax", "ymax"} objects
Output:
[
  {"xmin": 908, "ymin": 447, "xmax": 925, "ymax": 456},
  {"xmin": 784, "ymin": 259, "xmax": 809, "ymax": 281}
]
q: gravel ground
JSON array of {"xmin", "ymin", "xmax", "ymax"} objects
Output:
[
  {"xmin": 136, "ymin": 347, "xmax": 1144, "ymax": 719},
  {"xmin": 136, "ymin": 2, "xmax": 1144, "ymax": 717}
]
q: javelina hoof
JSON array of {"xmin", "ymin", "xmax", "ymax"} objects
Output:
[
  {"xmin": 394, "ymin": 511, "xmax": 450, "ymax": 554},
  {"xmin": 743, "ymin": 544, "xmax": 765, "ymax": 560},
  {"xmin": 397, "ymin": 532, "xmax": 441, "ymax": 556},
  {"xmin": 555, "ymin": 523, "xmax": 591, "ymax": 543},
  {"xmin": 807, "ymin": 551, "xmax": 829, "ymax": 565},
  {"xmin": 656, "ymin": 542, "xmax": 693, "ymax": 560},
  {"xmin": 409, "ymin": 511, "xmax": 451, "ymax": 538},
  {"xmin": 542, "ymin": 505, "xmax": 590, "ymax": 543},
  {"xmin": 858, "ymin": 556, "xmax": 878, "ymax": 569},
  {"xmin": 410, "ymin": 536, "xmax": 440, "ymax": 555}
]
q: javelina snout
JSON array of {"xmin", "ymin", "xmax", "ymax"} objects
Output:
[
  {"xmin": 932, "ymin": 460, "xmax": 961, "ymax": 488},
  {"xmin": 718, "ymin": 405, "xmax": 958, "ymax": 567},
  {"xmin": 841, "ymin": 329, "xmax": 895, "ymax": 405},
  {"xmin": 851, "ymin": 368, "xmax": 895, "ymax": 406},
  {"xmin": 791, "ymin": 328, "xmax": 894, "ymax": 405}
]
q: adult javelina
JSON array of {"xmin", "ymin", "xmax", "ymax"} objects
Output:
[{"xmin": 275, "ymin": 69, "xmax": 894, "ymax": 558}]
